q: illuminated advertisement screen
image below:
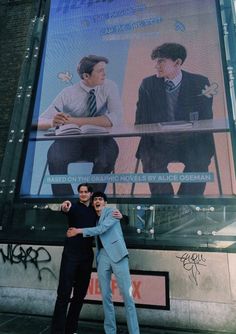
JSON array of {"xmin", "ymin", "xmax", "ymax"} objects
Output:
[{"xmin": 21, "ymin": 0, "xmax": 236, "ymax": 198}]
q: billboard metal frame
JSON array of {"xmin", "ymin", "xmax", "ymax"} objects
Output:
[{"xmin": 0, "ymin": 0, "xmax": 236, "ymax": 246}]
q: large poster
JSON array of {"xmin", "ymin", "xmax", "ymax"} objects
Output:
[{"xmin": 21, "ymin": 0, "xmax": 236, "ymax": 198}]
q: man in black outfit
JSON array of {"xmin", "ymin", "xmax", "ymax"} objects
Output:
[
  {"xmin": 135, "ymin": 43, "xmax": 215, "ymax": 195},
  {"xmin": 50, "ymin": 183, "xmax": 121, "ymax": 334}
]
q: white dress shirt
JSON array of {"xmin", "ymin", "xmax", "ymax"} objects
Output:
[{"xmin": 39, "ymin": 79, "xmax": 123, "ymax": 127}]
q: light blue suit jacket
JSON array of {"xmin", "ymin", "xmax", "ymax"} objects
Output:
[{"xmin": 82, "ymin": 207, "xmax": 128, "ymax": 263}]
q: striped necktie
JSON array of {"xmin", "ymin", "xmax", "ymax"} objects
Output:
[
  {"xmin": 87, "ymin": 89, "xmax": 97, "ymax": 116},
  {"xmin": 165, "ymin": 80, "xmax": 175, "ymax": 92}
]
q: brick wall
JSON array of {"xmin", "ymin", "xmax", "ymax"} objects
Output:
[{"xmin": 0, "ymin": 0, "xmax": 35, "ymax": 172}]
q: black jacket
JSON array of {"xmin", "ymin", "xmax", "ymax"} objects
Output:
[{"xmin": 135, "ymin": 70, "xmax": 214, "ymax": 159}]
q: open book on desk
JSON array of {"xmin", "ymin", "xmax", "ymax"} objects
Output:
[
  {"xmin": 44, "ymin": 124, "xmax": 109, "ymax": 136},
  {"xmin": 159, "ymin": 121, "xmax": 193, "ymax": 130}
]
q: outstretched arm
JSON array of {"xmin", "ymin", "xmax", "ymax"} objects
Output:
[
  {"xmin": 67, "ymin": 208, "xmax": 119, "ymax": 238},
  {"xmin": 61, "ymin": 200, "xmax": 72, "ymax": 212}
]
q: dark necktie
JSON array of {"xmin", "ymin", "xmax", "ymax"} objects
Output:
[
  {"xmin": 87, "ymin": 89, "xmax": 97, "ymax": 116},
  {"xmin": 165, "ymin": 80, "xmax": 175, "ymax": 92}
]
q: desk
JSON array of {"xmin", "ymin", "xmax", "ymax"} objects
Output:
[
  {"xmin": 31, "ymin": 118, "xmax": 229, "ymax": 140},
  {"xmin": 30, "ymin": 118, "xmax": 229, "ymax": 195}
]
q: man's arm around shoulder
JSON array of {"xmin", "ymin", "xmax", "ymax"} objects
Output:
[
  {"xmin": 83, "ymin": 207, "xmax": 118, "ymax": 237},
  {"xmin": 67, "ymin": 207, "xmax": 119, "ymax": 238}
]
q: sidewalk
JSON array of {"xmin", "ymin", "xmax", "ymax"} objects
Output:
[{"xmin": 0, "ymin": 312, "xmax": 228, "ymax": 334}]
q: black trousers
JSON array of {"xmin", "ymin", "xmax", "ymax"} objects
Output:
[
  {"xmin": 51, "ymin": 249, "xmax": 94, "ymax": 334},
  {"xmin": 47, "ymin": 137, "xmax": 119, "ymax": 195},
  {"xmin": 140, "ymin": 137, "xmax": 213, "ymax": 196}
]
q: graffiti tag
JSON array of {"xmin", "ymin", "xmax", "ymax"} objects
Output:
[
  {"xmin": 0, "ymin": 244, "xmax": 56, "ymax": 281},
  {"xmin": 176, "ymin": 252, "xmax": 206, "ymax": 285}
]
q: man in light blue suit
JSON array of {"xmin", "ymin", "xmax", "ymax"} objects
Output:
[{"xmin": 66, "ymin": 191, "xmax": 140, "ymax": 334}]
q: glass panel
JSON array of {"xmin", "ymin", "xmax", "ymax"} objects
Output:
[{"xmin": 1, "ymin": 201, "xmax": 236, "ymax": 252}]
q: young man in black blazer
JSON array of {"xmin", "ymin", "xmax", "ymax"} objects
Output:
[{"xmin": 135, "ymin": 43, "xmax": 214, "ymax": 196}]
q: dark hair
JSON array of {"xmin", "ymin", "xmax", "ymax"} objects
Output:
[
  {"xmin": 77, "ymin": 183, "xmax": 93, "ymax": 193},
  {"xmin": 77, "ymin": 55, "xmax": 109, "ymax": 79},
  {"xmin": 91, "ymin": 191, "xmax": 107, "ymax": 202},
  {"xmin": 151, "ymin": 43, "xmax": 187, "ymax": 64}
]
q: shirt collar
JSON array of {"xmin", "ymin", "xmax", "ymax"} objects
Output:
[
  {"xmin": 165, "ymin": 71, "xmax": 182, "ymax": 87},
  {"xmin": 80, "ymin": 80, "xmax": 97, "ymax": 93}
]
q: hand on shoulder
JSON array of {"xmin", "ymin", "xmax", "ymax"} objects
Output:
[{"xmin": 112, "ymin": 209, "xmax": 122, "ymax": 220}]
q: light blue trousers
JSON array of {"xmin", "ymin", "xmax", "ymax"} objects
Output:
[{"xmin": 97, "ymin": 248, "xmax": 140, "ymax": 334}]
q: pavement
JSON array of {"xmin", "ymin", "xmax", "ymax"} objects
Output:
[{"xmin": 0, "ymin": 312, "xmax": 230, "ymax": 334}]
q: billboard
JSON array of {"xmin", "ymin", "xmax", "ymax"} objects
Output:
[{"xmin": 20, "ymin": 0, "xmax": 236, "ymax": 198}]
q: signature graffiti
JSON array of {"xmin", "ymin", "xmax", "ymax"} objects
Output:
[
  {"xmin": 176, "ymin": 252, "xmax": 206, "ymax": 286},
  {"xmin": 0, "ymin": 244, "xmax": 56, "ymax": 281}
]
